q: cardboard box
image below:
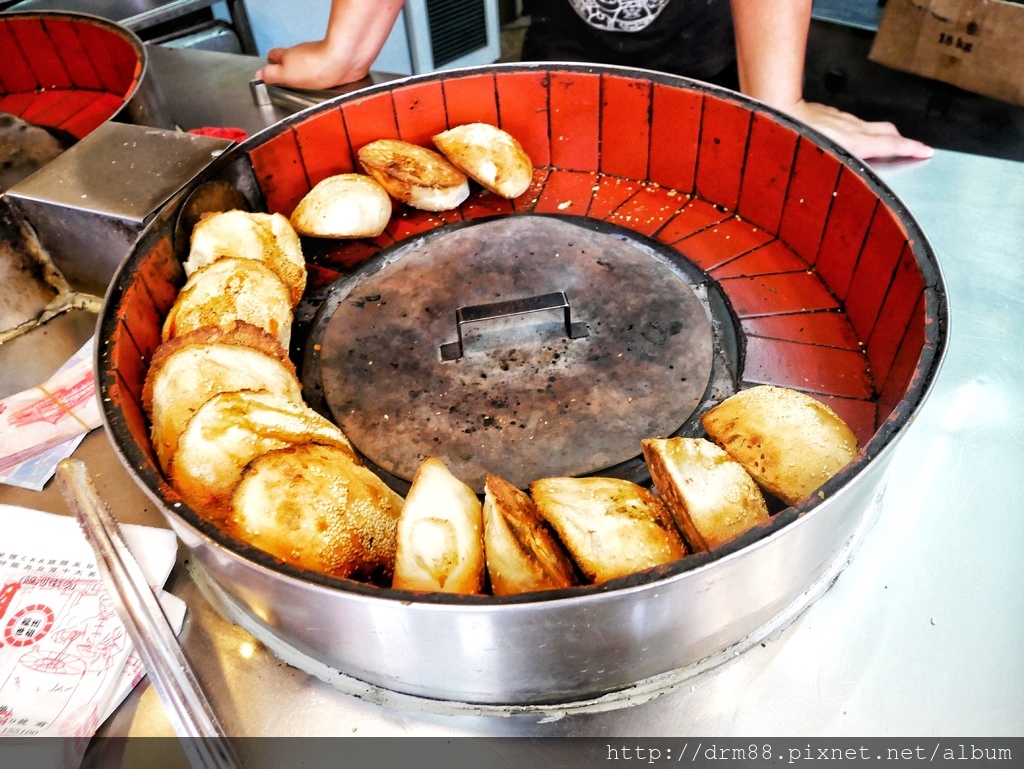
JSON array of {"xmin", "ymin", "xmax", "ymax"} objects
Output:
[{"xmin": 869, "ymin": 0, "xmax": 1024, "ymax": 106}]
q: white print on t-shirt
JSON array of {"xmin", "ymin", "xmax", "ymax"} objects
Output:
[{"xmin": 567, "ymin": 0, "xmax": 670, "ymax": 32}]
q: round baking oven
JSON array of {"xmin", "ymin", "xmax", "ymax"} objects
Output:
[
  {"xmin": 97, "ymin": 64, "xmax": 948, "ymax": 706},
  {"xmin": 0, "ymin": 11, "xmax": 148, "ymax": 149}
]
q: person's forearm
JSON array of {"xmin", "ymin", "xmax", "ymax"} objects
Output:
[
  {"xmin": 322, "ymin": 0, "xmax": 406, "ymax": 82},
  {"xmin": 730, "ymin": 0, "xmax": 812, "ymax": 109},
  {"xmin": 729, "ymin": 0, "xmax": 932, "ymax": 159}
]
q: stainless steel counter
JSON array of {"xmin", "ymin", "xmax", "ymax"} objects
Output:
[{"xmin": 2, "ymin": 48, "xmax": 1022, "ymax": 740}]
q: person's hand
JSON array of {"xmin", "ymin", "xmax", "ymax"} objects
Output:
[
  {"xmin": 255, "ymin": 40, "xmax": 367, "ymax": 90},
  {"xmin": 786, "ymin": 100, "xmax": 934, "ymax": 161}
]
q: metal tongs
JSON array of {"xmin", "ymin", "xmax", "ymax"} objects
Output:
[
  {"xmin": 56, "ymin": 459, "xmax": 245, "ymax": 769},
  {"xmin": 249, "ymin": 72, "xmax": 403, "ymax": 113},
  {"xmin": 249, "ymin": 79, "xmax": 342, "ymax": 111}
]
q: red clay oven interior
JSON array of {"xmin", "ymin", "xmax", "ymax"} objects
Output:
[
  {"xmin": 100, "ymin": 65, "xmax": 945, "ymax": 588},
  {"xmin": 0, "ymin": 12, "xmax": 143, "ymax": 141}
]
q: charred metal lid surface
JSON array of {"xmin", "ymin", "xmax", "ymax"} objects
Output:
[{"xmin": 310, "ymin": 215, "xmax": 714, "ymax": 492}]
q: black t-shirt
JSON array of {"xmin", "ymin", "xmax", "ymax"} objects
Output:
[{"xmin": 521, "ymin": 0, "xmax": 736, "ymax": 83}]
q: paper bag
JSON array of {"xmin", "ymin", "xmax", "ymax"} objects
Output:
[{"xmin": 869, "ymin": 0, "xmax": 1024, "ymax": 106}]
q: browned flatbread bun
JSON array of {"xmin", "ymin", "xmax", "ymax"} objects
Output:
[
  {"xmin": 433, "ymin": 123, "xmax": 533, "ymax": 199},
  {"xmin": 642, "ymin": 437, "xmax": 769, "ymax": 552},
  {"xmin": 357, "ymin": 139, "xmax": 469, "ymax": 212},
  {"xmin": 185, "ymin": 210, "xmax": 306, "ymax": 305},
  {"xmin": 482, "ymin": 474, "xmax": 578, "ymax": 596},
  {"xmin": 392, "ymin": 457, "xmax": 484, "ymax": 594},
  {"xmin": 230, "ymin": 444, "xmax": 403, "ymax": 580},
  {"xmin": 170, "ymin": 390, "xmax": 355, "ymax": 521},
  {"xmin": 143, "ymin": 323, "xmax": 303, "ymax": 473},
  {"xmin": 530, "ymin": 476, "xmax": 686, "ymax": 584},
  {"xmin": 161, "ymin": 256, "xmax": 293, "ymax": 347},
  {"xmin": 701, "ymin": 385, "xmax": 859, "ymax": 506},
  {"xmin": 289, "ymin": 173, "xmax": 392, "ymax": 239}
]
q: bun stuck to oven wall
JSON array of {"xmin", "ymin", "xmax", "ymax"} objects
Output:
[
  {"xmin": 392, "ymin": 457, "xmax": 485, "ymax": 594},
  {"xmin": 642, "ymin": 437, "xmax": 769, "ymax": 552},
  {"xmin": 701, "ymin": 386, "xmax": 860, "ymax": 506},
  {"xmin": 142, "ymin": 322, "xmax": 304, "ymax": 473},
  {"xmin": 185, "ymin": 210, "xmax": 307, "ymax": 305},
  {"xmin": 161, "ymin": 256, "xmax": 295, "ymax": 347},
  {"xmin": 530, "ymin": 477, "xmax": 687, "ymax": 584},
  {"xmin": 357, "ymin": 139, "xmax": 470, "ymax": 212},
  {"xmin": 230, "ymin": 443, "xmax": 403, "ymax": 581},
  {"xmin": 433, "ymin": 123, "xmax": 534, "ymax": 199},
  {"xmin": 289, "ymin": 173, "xmax": 393, "ymax": 238},
  {"xmin": 482, "ymin": 474, "xmax": 579, "ymax": 596},
  {"xmin": 170, "ymin": 390, "xmax": 356, "ymax": 522}
]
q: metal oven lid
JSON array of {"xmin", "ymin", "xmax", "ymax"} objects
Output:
[{"xmin": 304, "ymin": 214, "xmax": 717, "ymax": 493}]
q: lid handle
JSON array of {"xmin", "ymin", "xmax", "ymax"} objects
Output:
[{"xmin": 439, "ymin": 291, "xmax": 589, "ymax": 362}]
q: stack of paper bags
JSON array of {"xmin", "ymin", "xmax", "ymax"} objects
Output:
[
  {"xmin": 0, "ymin": 505, "xmax": 183, "ymax": 742},
  {"xmin": 0, "ymin": 339, "xmax": 102, "ymax": 492}
]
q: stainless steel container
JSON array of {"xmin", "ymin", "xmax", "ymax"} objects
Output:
[
  {"xmin": 96, "ymin": 64, "xmax": 948, "ymax": 705},
  {"xmin": 1, "ymin": 10, "xmax": 177, "ymax": 296},
  {"xmin": 0, "ymin": 10, "xmax": 171, "ymax": 137}
]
